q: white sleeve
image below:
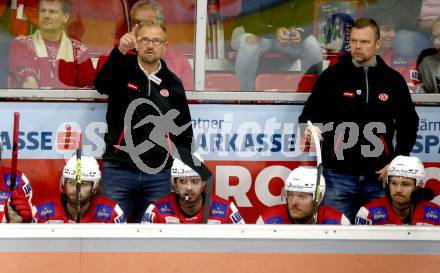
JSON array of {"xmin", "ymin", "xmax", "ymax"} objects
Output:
[
  {"xmin": 113, "ymin": 204, "xmax": 126, "ymax": 223},
  {"xmin": 229, "ymin": 202, "xmax": 245, "ymax": 224},
  {"xmin": 355, "ymin": 207, "xmax": 372, "ymax": 225},
  {"xmin": 255, "ymin": 215, "xmax": 265, "ymax": 224},
  {"xmin": 141, "ymin": 204, "xmax": 156, "ymax": 224},
  {"xmin": 340, "ymin": 214, "xmax": 351, "ymax": 225}
]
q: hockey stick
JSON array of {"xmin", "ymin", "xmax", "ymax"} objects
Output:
[
  {"xmin": 75, "ymin": 134, "xmax": 82, "ymax": 223},
  {"xmin": 10, "ymin": 112, "xmax": 20, "ymax": 192},
  {"xmin": 307, "ymin": 121, "xmax": 322, "ymax": 224}
]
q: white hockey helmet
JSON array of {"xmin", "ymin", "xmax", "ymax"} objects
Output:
[
  {"xmin": 62, "ymin": 156, "xmax": 101, "ymax": 191},
  {"xmin": 171, "ymin": 153, "xmax": 203, "ymax": 179},
  {"xmin": 386, "ymin": 156, "xmax": 425, "ymax": 188},
  {"xmin": 285, "ymin": 166, "xmax": 326, "ymax": 204}
]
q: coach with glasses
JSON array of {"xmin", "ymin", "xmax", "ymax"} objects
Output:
[{"xmin": 94, "ymin": 20, "xmax": 206, "ymax": 223}]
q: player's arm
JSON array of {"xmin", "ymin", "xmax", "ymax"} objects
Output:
[
  {"xmin": 354, "ymin": 207, "xmax": 372, "ymax": 225},
  {"xmin": 5, "ymin": 191, "xmax": 33, "ymax": 223}
]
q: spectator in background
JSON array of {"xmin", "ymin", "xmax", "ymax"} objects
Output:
[
  {"xmin": 365, "ymin": 0, "xmax": 431, "ymax": 58},
  {"xmin": 32, "ymin": 156, "xmax": 126, "ymax": 223},
  {"xmin": 257, "ymin": 166, "xmax": 350, "ymax": 225},
  {"xmin": 8, "ymin": 0, "xmax": 95, "ymax": 89},
  {"xmin": 142, "ymin": 156, "xmax": 244, "ymax": 224},
  {"xmin": 231, "ymin": 0, "xmax": 322, "ymax": 91},
  {"xmin": 374, "ymin": 15, "xmax": 419, "ymax": 92},
  {"xmin": 127, "ymin": 0, "xmax": 193, "ymax": 90},
  {"xmin": 355, "ymin": 156, "xmax": 439, "ymax": 225},
  {"xmin": 417, "ymin": 18, "xmax": 440, "ymax": 93}
]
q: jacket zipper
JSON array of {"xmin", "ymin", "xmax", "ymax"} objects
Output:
[{"xmin": 364, "ymin": 67, "xmax": 369, "ymax": 104}]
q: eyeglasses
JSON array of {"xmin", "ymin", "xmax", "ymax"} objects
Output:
[{"xmin": 138, "ymin": 37, "xmax": 166, "ymax": 46}]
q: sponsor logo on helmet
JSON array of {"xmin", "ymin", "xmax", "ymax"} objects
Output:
[
  {"xmin": 371, "ymin": 207, "xmax": 388, "ymax": 223},
  {"xmin": 38, "ymin": 202, "xmax": 56, "ymax": 218},
  {"xmin": 96, "ymin": 204, "xmax": 112, "ymax": 221},
  {"xmin": 424, "ymin": 206, "xmax": 439, "ymax": 223},
  {"xmin": 210, "ymin": 201, "xmax": 227, "ymax": 218},
  {"xmin": 157, "ymin": 201, "xmax": 175, "ymax": 215}
]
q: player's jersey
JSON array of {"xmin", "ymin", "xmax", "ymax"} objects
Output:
[
  {"xmin": 256, "ymin": 204, "xmax": 350, "ymax": 225},
  {"xmin": 381, "ymin": 49, "xmax": 419, "ymax": 92},
  {"xmin": 426, "ymin": 179, "xmax": 440, "ymax": 205},
  {"xmin": 0, "ymin": 166, "xmax": 32, "ymax": 223},
  {"xmin": 33, "ymin": 195, "xmax": 126, "ymax": 223},
  {"xmin": 142, "ymin": 194, "xmax": 245, "ymax": 224},
  {"xmin": 355, "ymin": 196, "xmax": 440, "ymax": 225}
]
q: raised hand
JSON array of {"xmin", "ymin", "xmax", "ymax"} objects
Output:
[{"xmin": 118, "ymin": 24, "xmax": 139, "ymax": 55}]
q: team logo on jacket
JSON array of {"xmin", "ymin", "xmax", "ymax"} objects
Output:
[
  {"xmin": 127, "ymin": 82, "xmax": 139, "ymax": 91},
  {"xmin": 38, "ymin": 202, "xmax": 56, "ymax": 218},
  {"xmin": 96, "ymin": 204, "xmax": 112, "ymax": 221},
  {"xmin": 371, "ymin": 207, "xmax": 388, "ymax": 223},
  {"xmin": 424, "ymin": 206, "xmax": 439, "ymax": 223},
  {"xmin": 378, "ymin": 93, "xmax": 389, "ymax": 102},
  {"xmin": 343, "ymin": 91, "xmax": 355, "ymax": 97},
  {"xmin": 210, "ymin": 201, "xmax": 227, "ymax": 218},
  {"xmin": 160, "ymin": 88, "xmax": 169, "ymax": 97}
]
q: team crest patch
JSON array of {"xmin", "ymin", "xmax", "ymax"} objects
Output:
[
  {"xmin": 96, "ymin": 204, "xmax": 112, "ymax": 221},
  {"xmin": 160, "ymin": 88, "xmax": 169, "ymax": 97},
  {"xmin": 424, "ymin": 206, "xmax": 439, "ymax": 223},
  {"xmin": 0, "ymin": 190, "xmax": 11, "ymax": 202},
  {"xmin": 127, "ymin": 82, "xmax": 139, "ymax": 91},
  {"xmin": 157, "ymin": 201, "xmax": 175, "ymax": 215},
  {"xmin": 210, "ymin": 201, "xmax": 227, "ymax": 218},
  {"xmin": 38, "ymin": 202, "xmax": 56, "ymax": 218},
  {"xmin": 266, "ymin": 216, "xmax": 282, "ymax": 224},
  {"xmin": 371, "ymin": 207, "xmax": 388, "ymax": 223},
  {"xmin": 378, "ymin": 93, "xmax": 389, "ymax": 102}
]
